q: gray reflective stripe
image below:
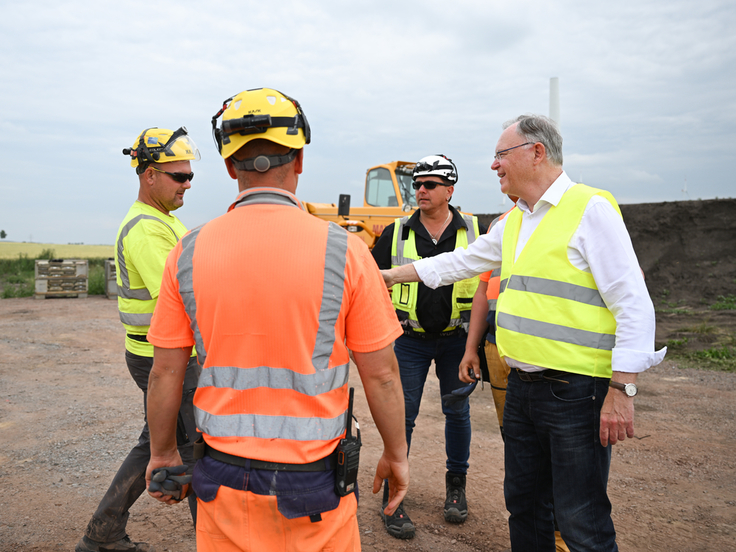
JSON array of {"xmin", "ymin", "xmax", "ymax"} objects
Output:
[
  {"xmin": 196, "ymin": 406, "xmax": 348, "ymax": 442},
  {"xmin": 497, "ymin": 312, "xmax": 615, "ymax": 350},
  {"xmin": 116, "ymin": 214, "xmax": 179, "ymax": 301},
  {"xmin": 199, "ymin": 363, "xmax": 349, "ymax": 396},
  {"xmin": 461, "ymin": 214, "xmax": 477, "ymax": 244},
  {"xmin": 487, "ymin": 298, "xmax": 497, "ymax": 311},
  {"xmin": 390, "ymin": 216, "xmax": 411, "ymax": 266},
  {"xmin": 233, "ymin": 190, "xmax": 302, "ymax": 209},
  {"xmin": 500, "ymin": 278, "xmax": 508, "ymax": 293},
  {"xmin": 119, "ymin": 311, "xmax": 153, "ymax": 326},
  {"xmin": 490, "ymin": 268, "xmax": 501, "ymax": 278},
  {"xmin": 488, "ymin": 214, "xmax": 503, "ymax": 232},
  {"xmin": 178, "ymin": 226, "xmax": 207, "ymax": 366},
  {"xmin": 505, "ymin": 275, "xmax": 607, "ymax": 308},
  {"xmin": 404, "ymin": 317, "xmax": 464, "ymax": 331},
  {"xmin": 313, "ymin": 223, "xmax": 348, "ymax": 372}
]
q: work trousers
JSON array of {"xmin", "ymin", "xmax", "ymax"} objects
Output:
[
  {"xmin": 394, "ymin": 332, "xmax": 471, "ymax": 474},
  {"xmin": 504, "ymin": 368, "xmax": 617, "ymax": 552},
  {"xmin": 84, "ymin": 351, "xmax": 201, "ymax": 543}
]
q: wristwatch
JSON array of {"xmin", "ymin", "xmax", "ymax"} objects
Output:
[{"xmin": 609, "ymin": 380, "xmax": 638, "ymax": 397}]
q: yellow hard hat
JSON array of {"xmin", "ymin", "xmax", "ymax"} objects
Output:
[
  {"xmin": 211, "ymin": 88, "xmax": 311, "ymax": 160},
  {"xmin": 124, "ymin": 127, "xmax": 200, "ymax": 174}
]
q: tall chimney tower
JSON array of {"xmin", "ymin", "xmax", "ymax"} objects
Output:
[{"xmin": 549, "ymin": 77, "xmax": 560, "ymax": 128}]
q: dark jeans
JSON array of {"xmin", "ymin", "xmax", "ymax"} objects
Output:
[
  {"xmin": 394, "ymin": 333, "xmax": 471, "ymax": 474},
  {"xmin": 84, "ymin": 352, "xmax": 201, "ymax": 543},
  {"xmin": 503, "ymin": 368, "xmax": 617, "ymax": 552}
]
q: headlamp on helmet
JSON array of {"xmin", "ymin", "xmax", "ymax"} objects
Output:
[
  {"xmin": 412, "ymin": 154, "xmax": 458, "ymax": 185},
  {"xmin": 123, "ymin": 127, "xmax": 200, "ymax": 175},
  {"xmin": 211, "ymin": 88, "xmax": 311, "ymax": 171}
]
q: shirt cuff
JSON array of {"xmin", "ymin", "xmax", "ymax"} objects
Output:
[
  {"xmin": 414, "ymin": 258, "xmax": 441, "ymax": 289},
  {"xmin": 612, "ymin": 346, "xmax": 667, "ymax": 373}
]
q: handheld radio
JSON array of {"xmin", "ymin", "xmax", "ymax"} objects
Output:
[{"xmin": 335, "ymin": 387, "xmax": 361, "ymax": 496}]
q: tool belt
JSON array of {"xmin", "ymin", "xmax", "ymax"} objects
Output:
[{"xmin": 203, "ymin": 442, "xmax": 337, "ymax": 472}]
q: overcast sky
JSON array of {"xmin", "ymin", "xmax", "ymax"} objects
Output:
[{"xmin": 1, "ymin": 0, "xmax": 734, "ymax": 245}]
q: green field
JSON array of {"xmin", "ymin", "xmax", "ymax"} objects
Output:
[{"xmin": 0, "ymin": 242, "xmax": 114, "ymax": 259}]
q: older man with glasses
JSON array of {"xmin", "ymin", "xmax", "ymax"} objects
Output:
[
  {"xmin": 381, "ymin": 115, "xmax": 666, "ymax": 551},
  {"xmin": 76, "ymin": 127, "xmax": 201, "ymax": 552},
  {"xmin": 371, "ymin": 154, "xmax": 486, "ymax": 539}
]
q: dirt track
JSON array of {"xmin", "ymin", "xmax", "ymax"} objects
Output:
[{"xmin": 1, "ymin": 296, "xmax": 735, "ymax": 551}]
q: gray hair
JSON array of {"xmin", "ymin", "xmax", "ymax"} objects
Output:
[{"xmin": 502, "ymin": 114, "xmax": 563, "ymax": 166}]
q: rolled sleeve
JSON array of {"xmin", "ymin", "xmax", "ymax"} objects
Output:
[{"xmin": 575, "ymin": 197, "xmax": 666, "ymax": 373}]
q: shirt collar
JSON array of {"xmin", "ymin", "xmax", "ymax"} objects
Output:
[
  {"xmin": 228, "ymin": 187, "xmax": 307, "ymax": 212},
  {"xmin": 516, "ymin": 171, "xmax": 573, "ymax": 213},
  {"xmin": 406, "ymin": 204, "xmax": 467, "ymax": 231}
]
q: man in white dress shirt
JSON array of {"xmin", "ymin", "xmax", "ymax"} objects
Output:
[{"xmin": 381, "ymin": 114, "xmax": 666, "ymax": 552}]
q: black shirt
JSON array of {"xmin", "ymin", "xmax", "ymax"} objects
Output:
[{"xmin": 372, "ymin": 205, "xmax": 487, "ymax": 334}]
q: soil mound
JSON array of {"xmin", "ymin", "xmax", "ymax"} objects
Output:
[{"xmin": 479, "ymin": 198, "xmax": 736, "ymax": 308}]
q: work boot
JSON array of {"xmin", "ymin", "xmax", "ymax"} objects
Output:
[
  {"xmin": 381, "ymin": 501, "xmax": 416, "ymax": 539},
  {"xmin": 444, "ymin": 471, "xmax": 468, "ymax": 523},
  {"xmin": 75, "ymin": 535, "xmax": 155, "ymax": 552}
]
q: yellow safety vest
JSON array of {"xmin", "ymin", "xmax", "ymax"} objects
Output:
[
  {"xmin": 496, "ymin": 184, "xmax": 621, "ymax": 377},
  {"xmin": 391, "ymin": 214, "xmax": 480, "ymax": 333},
  {"xmin": 115, "ymin": 201, "xmax": 188, "ymax": 357}
]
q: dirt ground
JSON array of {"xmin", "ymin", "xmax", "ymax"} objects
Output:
[
  {"xmin": 1, "ymin": 198, "xmax": 735, "ymax": 551},
  {"xmin": 0, "ymin": 297, "xmax": 734, "ymax": 552}
]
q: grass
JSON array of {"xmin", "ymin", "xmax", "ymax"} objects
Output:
[
  {"xmin": 710, "ymin": 295, "xmax": 736, "ymax": 311},
  {"xmin": 0, "ymin": 248, "xmax": 111, "ymax": 298}
]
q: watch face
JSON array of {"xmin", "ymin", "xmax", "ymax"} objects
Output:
[{"xmin": 625, "ymin": 384, "xmax": 638, "ymax": 397}]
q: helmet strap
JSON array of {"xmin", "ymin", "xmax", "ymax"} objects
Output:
[{"xmin": 230, "ymin": 148, "xmax": 298, "ymax": 173}]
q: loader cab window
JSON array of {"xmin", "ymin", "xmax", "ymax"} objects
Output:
[
  {"xmin": 395, "ymin": 170, "xmax": 418, "ymax": 208},
  {"xmin": 365, "ymin": 167, "xmax": 398, "ymax": 207}
]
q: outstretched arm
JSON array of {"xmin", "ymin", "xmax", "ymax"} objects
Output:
[
  {"xmin": 353, "ymin": 344, "xmax": 409, "ymax": 516},
  {"xmin": 381, "ymin": 264, "xmax": 420, "ymax": 289}
]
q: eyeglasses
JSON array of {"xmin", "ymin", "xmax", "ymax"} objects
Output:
[
  {"xmin": 412, "ymin": 180, "xmax": 452, "ymax": 191},
  {"xmin": 493, "ymin": 142, "xmax": 533, "ymax": 161},
  {"xmin": 150, "ymin": 166, "xmax": 194, "ymax": 183}
]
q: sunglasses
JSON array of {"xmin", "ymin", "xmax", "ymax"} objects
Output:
[
  {"xmin": 411, "ymin": 180, "xmax": 452, "ymax": 191},
  {"xmin": 150, "ymin": 166, "xmax": 194, "ymax": 183}
]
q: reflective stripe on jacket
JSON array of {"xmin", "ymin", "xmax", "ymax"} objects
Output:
[
  {"xmin": 496, "ymin": 184, "xmax": 620, "ymax": 377},
  {"xmin": 115, "ymin": 202, "xmax": 185, "ymax": 356},
  {"xmin": 391, "ymin": 214, "xmax": 480, "ymax": 333},
  {"xmin": 177, "ymin": 188, "xmax": 351, "ymax": 464}
]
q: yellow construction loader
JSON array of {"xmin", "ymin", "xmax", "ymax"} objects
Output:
[{"xmin": 305, "ymin": 161, "xmax": 418, "ymax": 248}]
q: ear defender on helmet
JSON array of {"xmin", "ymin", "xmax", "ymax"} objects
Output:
[
  {"xmin": 124, "ymin": 127, "xmax": 201, "ymax": 174},
  {"xmin": 412, "ymin": 154, "xmax": 458, "ymax": 184},
  {"xmin": 211, "ymin": 88, "xmax": 310, "ymax": 172}
]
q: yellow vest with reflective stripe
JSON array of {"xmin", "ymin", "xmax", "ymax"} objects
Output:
[
  {"xmin": 391, "ymin": 214, "xmax": 480, "ymax": 333},
  {"xmin": 496, "ymin": 184, "xmax": 620, "ymax": 377},
  {"xmin": 115, "ymin": 201, "xmax": 187, "ymax": 357}
]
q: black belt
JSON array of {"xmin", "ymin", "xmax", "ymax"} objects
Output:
[
  {"xmin": 514, "ymin": 368, "xmax": 571, "ymax": 383},
  {"xmin": 205, "ymin": 443, "xmax": 337, "ymax": 472},
  {"xmin": 403, "ymin": 327, "xmax": 463, "ymax": 340},
  {"xmin": 127, "ymin": 333, "xmax": 149, "ymax": 343}
]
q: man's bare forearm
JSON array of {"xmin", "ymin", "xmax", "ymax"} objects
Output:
[
  {"xmin": 353, "ymin": 345, "xmax": 408, "ymax": 459},
  {"xmin": 148, "ymin": 346, "xmax": 192, "ymax": 457},
  {"xmin": 381, "ymin": 264, "xmax": 420, "ymax": 289}
]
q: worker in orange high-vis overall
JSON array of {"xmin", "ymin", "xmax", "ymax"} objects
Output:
[{"xmin": 144, "ymin": 88, "xmax": 409, "ymax": 552}]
